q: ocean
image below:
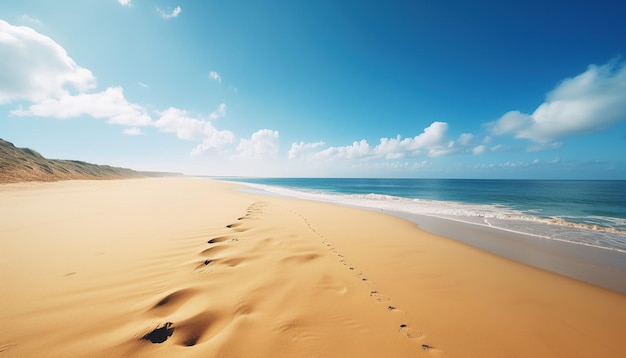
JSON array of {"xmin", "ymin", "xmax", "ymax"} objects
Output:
[{"xmin": 224, "ymin": 178, "xmax": 626, "ymax": 253}]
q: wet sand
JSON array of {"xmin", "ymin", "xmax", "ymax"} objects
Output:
[
  {"xmin": 391, "ymin": 211, "xmax": 626, "ymax": 294},
  {"xmin": 1, "ymin": 178, "xmax": 625, "ymax": 357}
]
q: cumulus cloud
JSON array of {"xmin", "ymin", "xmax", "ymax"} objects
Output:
[
  {"xmin": 313, "ymin": 139, "xmax": 371, "ymax": 161},
  {"xmin": 288, "ymin": 141, "xmax": 326, "ymax": 159},
  {"xmin": 0, "ymin": 19, "xmax": 249, "ymax": 156},
  {"xmin": 158, "ymin": 6, "xmax": 182, "ymax": 19},
  {"xmin": 488, "ymin": 61, "xmax": 626, "ymax": 142},
  {"xmin": 12, "ymin": 86, "xmax": 152, "ymax": 126},
  {"xmin": 1, "ymin": 20, "xmax": 153, "ymax": 127},
  {"xmin": 153, "ymin": 106, "xmax": 234, "ymax": 156},
  {"xmin": 472, "ymin": 145, "xmax": 486, "ymax": 155},
  {"xmin": 490, "ymin": 144, "xmax": 507, "ymax": 152},
  {"xmin": 235, "ymin": 129, "xmax": 280, "ymax": 160},
  {"xmin": 154, "ymin": 106, "xmax": 234, "ymax": 143},
  {"xmin": 0, "ymin": 20, "xmax": 96, "ymax": 104},
  {"xmin": 457, "ymin": 133, "xmax": 474, "ymax": 145},
  {"xmin": 428, "ymin": 140, "xmax": 455, "ymax": 157},
  {"xmin": 118, "ymin": 0, "xmax": 132, "ymax": 7},
  {"xmin": 306, "ymin": 121, "xmax": 450, "ymax": 161},
  {"xmin": 209, "ymin": 103, "xmax": 226, "ymax": 119},
  {"xmin": 209, "ymin": 71, "xmax": 221, "ymax": 84},
  {"xmin": 373, "ymin": 122, "xmax": 449, "ymax": 159}
]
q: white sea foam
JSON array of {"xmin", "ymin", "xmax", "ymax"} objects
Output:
[{"xmin": 239, "ymin": 182, "xmax": 626, "ymax": 253}]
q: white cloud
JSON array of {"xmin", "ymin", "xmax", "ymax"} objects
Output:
[
  {"xmin": 1, "ymin": 20, "xmax": 152, "ymax": 127},
  {"xmin": 158, "ymin": 6, "xmax": 182, "ymax": 19},
  {"xmin": 0, "ymin": 20, "xmax": 96, "ymax": 104},
  {"xmin": 373, "ymin": 121, "xmax": 449, "ymax": 158},
  {"xmin": 472, "ymin": 145, "xmax": 486, "ymax": 155},
  {"xmin": 288, "ymin": 141, "xmax": 326, "ymax": 159},
  {"xmin": 20, "ymin": 15, "xmax": 42, "ymax": 25},
  {"xmin": 11, "ymin": 86, "xmax": 152, "ymax": 126},
  {"xmin": 488, "ymin": 61, "xmax": 626, "ymax": 142},
  {"xmin": 209, "ymin": 71, "xmax": 221, "ymax": 84},
  {"xmin": 526, "ymin": 142, "xmax": 562, "ymax": 152},
  {"xmin": 153, "ymin": 106, "xmax": 235, "ymax": 155},
  {"xmin": 235, "ymin": 129, "xmax": 280, "ymax": 160},
  {"xmin": 209, "ymin": 103, "xmax": 226, "ymax": 119},
  {"xmin": 314, "ymin": 139, "xmax": 371, "ymax": 161},
  {"xmin": 154, "ymin": 106, "xmax": 232, "ymax": 140},
  {"xmin": 118, "ymin": 0, "xmax": 132, "ymax": 7},
  {"xmin": 457, "ymin": 133, "xmax": 474, "ymax": 145},
  {"xmin": 296, "ymin": 121, "xmax": 451, "ymax": 162},
  {"xmin": 123, "ymin": 127, "xmax": 142, "ymax": 136},
  {"xmin": 428, "ymin": 140, "xmax": 455, "ymax": 157},
  {"xmin": 0, "ymin": 19, "xmax": 248, "ymax": 155}
]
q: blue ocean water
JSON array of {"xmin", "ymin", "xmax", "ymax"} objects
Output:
[{"xmin": 226, "ymin": 178, "xmax": 626, "ymax": 252}]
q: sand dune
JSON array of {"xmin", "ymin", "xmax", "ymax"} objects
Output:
[
  {"xmin": 0, "ymin": 138, "xmax": 180, "ymax": 183},
  {"xmin": 1, "ymin": 178, "xmax": 625, "ymax": 357}
]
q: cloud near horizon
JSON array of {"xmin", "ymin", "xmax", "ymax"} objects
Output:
[
  {"xmin": 488, "ymin": 61, "xmax": 626, "ymax": 142},
  {"xmin": 154, "ymin": 106, "xmax": 235, "ymax": 155},
  {"xmin": 235, "ymin": 129, "xmax": 280, "ymax": 160},
  {"xmin": 288, "ymin": 141, "xmax": 326, "ymax": 159},
  {"xmin": 292, "ymin": 122, "xmax": 453, "ymax": 162}
]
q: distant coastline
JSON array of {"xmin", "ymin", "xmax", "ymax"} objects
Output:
[{"xmin": 0, "ymin": 138, "xmax": 182, "ymax": 183}]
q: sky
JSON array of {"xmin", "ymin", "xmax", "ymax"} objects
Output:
[{"xmin": 1, "ymin": 0, "xmax": 626, "ymax": 179}]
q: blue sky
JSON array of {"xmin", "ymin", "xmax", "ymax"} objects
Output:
[{"xmin": 1, "ymin": 0, "xmax": 625, "ymax": 178}]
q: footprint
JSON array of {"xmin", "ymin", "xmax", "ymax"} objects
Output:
[
  {"xmin": 142, "ymin": 322, "xmax": 174, "ymax": 344},
  {"xmin": 369, "ymin": 291, "xmax": 391, "ymax": 302},
  {"xmin": 150, "ymin": 288, "xmax": 196, "ymax": 315},
  {"xmin": 218, "ymin": 257, "xmax": 246, "ymax": 267},
  {"xmin": 0, "ymin": 344, "xmax": 16, "ymax": 353},
  {"xmin": 200, "ymin": 245, "xmax": 232, "ymax": 256},
  {"xmin": 225, "ymin": 223, "xmax": 247, "ymax": 232},
  {"xmin": 399, "ymin": 324, "xmax": 418, "ymax": 339},
  {"xmin": 207, "ymin": 236, "xmax": 231, "ymax": 244},
  {"xmin": 280, "ymin": 253, "xmax": 321, "ymax": 264},
  {"xmin": 173, "ymin": 312, "xmax": 218, "ymax": 347}
]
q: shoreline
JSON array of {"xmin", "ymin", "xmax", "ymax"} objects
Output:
[
  {"xmin": 237, "ymin": 184, "xmax": 626, "ymax": 294},
  {"xmin": 2, "ymin": 177, "xmax": 625, "ymax": 356},
  {"xmin": 392, "ymin": 210, "xmax": 626, "ymax": 294}
]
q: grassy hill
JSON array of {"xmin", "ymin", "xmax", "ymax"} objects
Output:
[{"xmin": 0, "ymin": 138, "xmax": 180, "ymax": 183}]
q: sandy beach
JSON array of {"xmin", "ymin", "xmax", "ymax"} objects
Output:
[{"xmin": 1, "ymin": 177, "xmax": 625, "ymax": 357}]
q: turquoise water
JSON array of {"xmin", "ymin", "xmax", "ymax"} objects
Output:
[{"xmin": 225, "ymin": 178, "xmax": 626, "ymax": 252}]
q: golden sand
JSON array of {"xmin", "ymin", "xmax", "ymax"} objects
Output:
[{"xmin": 1, "ymin": 178, "xmax": 625, "ymax": 357}]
